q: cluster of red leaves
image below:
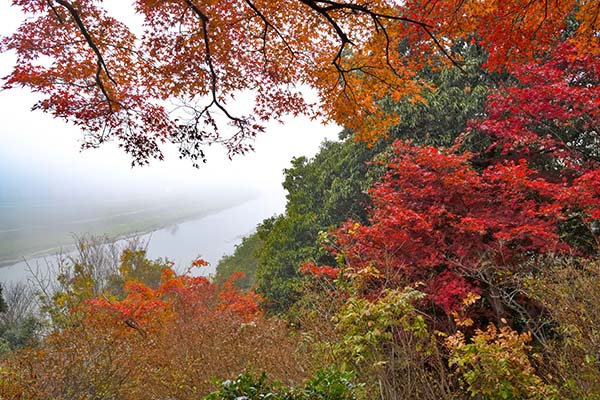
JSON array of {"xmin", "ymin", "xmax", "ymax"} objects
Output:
[
  {"xmin": 191, "ymin": 258, "xmax": 210, "ymax": 268},
  {"xmin": 466, "ymin": 40, "xmax": 600, "ymax": 173},
  {"xmin": 568, "ymin": 170, "xmax": 600, "ymax": 221},
  {"xmin": 334, "ymin": 142, "xmax": 598, "ymax": 313},
  {"xmin": 1, "ymin": 0, "xmax": 174, "ymax": 164},
  {"xmin": 404, "ymin": 0, "xmax": 595, "ymax": 71},
  {"xmin": 299, "ymin": 262, "xmax": 340, "ymax": 280},
  {"xmin": 218, "ymin": 272, "xmax": 263, "ymax": 320}
]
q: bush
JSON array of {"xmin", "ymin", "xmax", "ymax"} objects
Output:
[
  {"xmin": 204, "ymin": 372, "xmax": 287, "ymax": 400},
  {"xmin": 447, "ymin": 324, "xmax": 557, "ymax": 400},
  {"xmin": 333, "ymin": 287, "xmax": 455, "ymax": 399},
  {"xmin": 523, "ymin": 256, "xmax": 600, "ymax": 398},
  {"xmin": 0, "ymin": 256, "xmax": 311, "ymax": 399},
  {"xmin": 205, "ymin": 369, "xmax": 363, "ymax": 400}
]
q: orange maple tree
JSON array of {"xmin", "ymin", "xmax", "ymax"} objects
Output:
[{"xmin": 2, "ymin": 0, "xmax": 598, "ymax": 165}]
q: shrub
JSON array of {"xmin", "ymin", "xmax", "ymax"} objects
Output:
[
  {"xmin": 0, "ymin": 258, "xmax": 310, "ymax": 399},
  {"xmin": 333, "ymin": 287, "xmax": 455, "ymax": 399},
  {"xmin": 205, "ymin": 369, "xmax": 363, "ymax": 400},
  {"xmin": 523, "ymin": 256, "xmax": 600, "ymax": 398},
  {"xmin": 447, "ymin": 324, "xmax": 557, "ymax": 400}
]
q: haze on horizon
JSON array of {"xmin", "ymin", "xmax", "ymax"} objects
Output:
[{"xmin": 0, "ymin": 1, "xmax": 340, "ymax": 266}]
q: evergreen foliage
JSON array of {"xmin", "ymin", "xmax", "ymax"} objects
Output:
[{"xmin": 215, "ymin": 233, "xmax": 263, "ymax": 289}]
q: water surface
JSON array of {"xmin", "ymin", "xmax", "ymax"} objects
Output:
[{"xmin": 0, "ymin": 192, "xmax": 284, "ymax": 283}]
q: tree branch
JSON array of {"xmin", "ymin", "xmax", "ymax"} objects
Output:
[{"xmin": 54, "ymin": 0, "xmax": 117, "ymax": 110}]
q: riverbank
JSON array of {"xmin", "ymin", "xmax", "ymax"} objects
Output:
[
  {"xmin": 0, "ymin": 191, "xmax": 285, "ymax": 283},
  {"xmin": 0, "ymin": 193, "xmax": 257, "ymax": 269}
]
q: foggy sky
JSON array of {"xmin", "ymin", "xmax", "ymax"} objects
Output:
[{"xmin": 0, "ymin": 1, "xmax": 340, "ymax": 204}]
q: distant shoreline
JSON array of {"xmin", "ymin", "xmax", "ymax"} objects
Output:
[{"xmin": 0, "ymin": 196, "xmax": 257, "ymax": 270}]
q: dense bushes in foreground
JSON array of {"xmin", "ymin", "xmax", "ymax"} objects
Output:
[
  {"xmin": 2, "ymin": 238, "xmax": 600, "ymax": 399},
  {"xmin": 0, "ymin": 247, "xmax": 312, "ymax": 399},
  {"xmin": 207, "ymin": 37, "xmax": 599, "ymax": 399}
]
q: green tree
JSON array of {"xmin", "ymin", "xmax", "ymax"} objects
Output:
[
  {"xmin": 384, "ymin": 42, "xmax": 493, "ymax": 149},
  {"xmin": 255, "ymin": 137, "xmax": 381, "ymax": 314},
  {"xmin": 0, "ymin": 284, "xmax": 6, "ymax": 314},
  {"xmin": 215, "ymin": 233, "xmax": 263, "ymax": 289},
  {"xmin": 107, "ymin": 248, "xmax": 170, "ymax": 299},
  {"xmin": 0, "ymin": 282, "xmax": 40, "ymax": 354}
]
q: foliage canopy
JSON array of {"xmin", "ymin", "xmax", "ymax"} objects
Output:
[{"xmin": 3, "ymin": 0, "xmax": 599, "ymax": 164}]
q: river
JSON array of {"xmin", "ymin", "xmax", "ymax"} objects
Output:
[{"xmin": 0, "ymin": 191, "xmax": 285, "ymax": 284}]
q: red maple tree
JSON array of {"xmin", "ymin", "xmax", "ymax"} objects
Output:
[{"xmin": 334, "ymin": 141, "xmax": 597, "ymax": 314}]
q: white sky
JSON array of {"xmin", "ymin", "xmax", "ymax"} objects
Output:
[{"xmin": 0, "ymin": 1, "xmax": 340, "ymax": 202}]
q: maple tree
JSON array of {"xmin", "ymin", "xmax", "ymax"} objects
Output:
[
  {"xmin": 332, "ymin": 141, "xmax": 598, "ymax": 316},
  {"xmin": 464, "ymin": 39, "xmax": 600, "ymax": 174},
  {"xmin": 2, "ymin": 0, "xmax": 598, "ymax": 165},
  {"xmin": 244, "ymin": 44, "xmax": 492, "ymax": 312},
  {"xmin": 458, "ymin": 38, "xmax": 600, "ymax": 252}
]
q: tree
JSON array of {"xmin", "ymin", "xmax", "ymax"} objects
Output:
[
  {"xmin": 254, "ymin": 44, "xmax": 493, "ymax": 313},
  {"xmin": 0, "ymin": 284, "xmax": 6, "ymax": 314},
  {"xmin": 465, "ymin": 39, "xmax": 600, "ymax": 174},
  {"xmin": 107, "ymin": 248, "xmax": 171, "ymax": 298},
  {"xmin": 32, "ymin": 235, "xmax": 170, "ymax": 326},
  {"xmin": 2, "ymin": 0, "xmax": 597, "ymax": 165},
  {"xmin": 255, "ymin": 137, "xmax": 382, "ymax": 313},
  {"xmin": 459, "ymin": 39, "xmax": 600, "ymax": 251},
  {"xmin": 0, "ymin": 282, "xmax": 39, "ymax": 353},
  {"xmin": 215, "ymin": 233, "xmax": 263, "ymax": 289},
  {"xmin": 333, "ymin": 141, "xmax": 598, "ymax": 318}
]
